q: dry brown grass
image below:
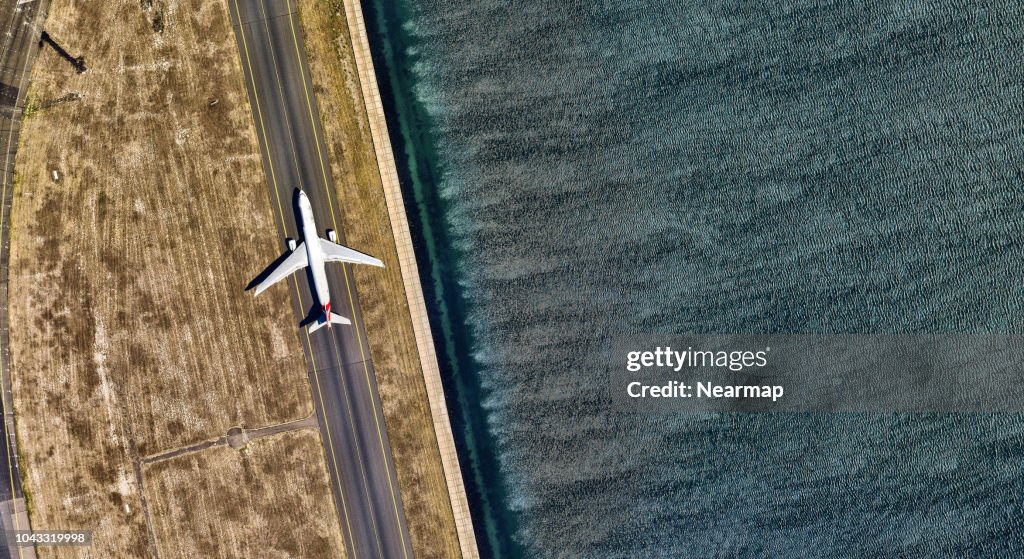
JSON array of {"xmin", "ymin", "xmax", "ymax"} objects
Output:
[
  {"xmin": 296, "ymin": 2, "xmax": 462, "ymax": 557},
  {"xmin": 9, "ymin": 0, "xmax": 334, "ymax": 556},
  {"xmin": 143, "ymin": 429, "xmax": 345, "ymax": 559}
]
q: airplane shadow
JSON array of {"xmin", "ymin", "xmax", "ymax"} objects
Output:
[
  {"xmin": 299, "ymin": 305, "xmax": 322, "ymax": 327},
  {"xmin": 245, "ymin": 249, "xmax": 294, "ymax": 292}
]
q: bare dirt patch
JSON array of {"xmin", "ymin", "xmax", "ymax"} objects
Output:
[
  {"xmin": 296, "ymin": 2, "xmax": 462, "ymax": 557},
  {"xmin": 9, "ymin": 0, "xmax": 333, "ymax": 555}
]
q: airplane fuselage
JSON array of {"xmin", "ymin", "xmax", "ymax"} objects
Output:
[
  {"xmin": 252, "ymin": 188, "xmax": 382, "ymax": 332},
  {"xmin": 298, "ymin": 191, "xmax": 332, "ymax": 316}
]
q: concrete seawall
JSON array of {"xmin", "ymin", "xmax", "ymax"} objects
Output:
[{"xmin": 338, "ymin": 1, "xmax": 481, "ymax": 557}]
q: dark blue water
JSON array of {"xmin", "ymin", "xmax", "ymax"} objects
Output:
[{"xmin": 366, "ymin": 1, "xmax": 1024, "ymax": 556}]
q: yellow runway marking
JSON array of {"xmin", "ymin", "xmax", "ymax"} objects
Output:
[
  {"xmin": 256, "ymin": 1, "xmax": 306, "ymax": 190},
  {"xmin": 286, "ymin": 6, "xmax": 340, "ymax": 229},
  {"xmin": 286, "ymin": 7, "xmax": 411, "ymax": 558},
  {"xmin": 231, "ymin": 1, "xmax": 357, "ymax": 556},
  {"xmin": 256, "ymin": 1, "xmax": 386, "ymax": 556},
  {"xmin": 327, "ymin": 334, "xmax": 385, "ymax": 559}
]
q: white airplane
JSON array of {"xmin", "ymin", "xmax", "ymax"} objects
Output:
[{"xmin": 252, "ymin": 189, "xmax": 384, "ymax": 333}]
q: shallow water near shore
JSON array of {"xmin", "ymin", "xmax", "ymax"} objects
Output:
[{"xmin": 367, "ymin": 0, "xmax": 1024, "ymax": 556}]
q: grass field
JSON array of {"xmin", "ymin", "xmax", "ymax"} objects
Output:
[
  {"xmin": 9, "ymin": 0, "xmax": 334, "ymax": 555},
  {"xmin": 143, "ymin": 429, "xmax": 345, "ymax": 559},
  {"xmin": 296, "ymin": 2, "xmax": 463, "ymax": 557}
]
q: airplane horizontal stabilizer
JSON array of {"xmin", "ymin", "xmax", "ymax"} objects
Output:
[{"xmin": 307, "ymin": 311, "xmax": 351, "ymax": 333}]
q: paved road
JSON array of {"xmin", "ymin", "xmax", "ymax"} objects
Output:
[
  {"xmin": 228, "ymin": 1, "xmax": 414, "ymax": 558},
  {"xmin": 0, "ymin": 1, "xmax": 48, "ymax": 558}
]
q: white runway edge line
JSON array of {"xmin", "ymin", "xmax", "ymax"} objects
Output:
[{"xmin": 338, "ymin": 0, "xmax": 481, "ymax": 557}]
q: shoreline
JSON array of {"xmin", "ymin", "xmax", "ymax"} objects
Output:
[
  {"xmin": 359, "ymin": 1, "xmax": 525, "ymax": 556},
  {"xmin": 337, "ymin": 1, "xmax": 480, "ymax": 556}
]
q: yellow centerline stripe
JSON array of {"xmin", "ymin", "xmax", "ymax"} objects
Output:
[
  {"xmin": 256, "ymin": 1, "xmax": 308, "ymax": 193},
  {"xmin": 231, "ymin": 2, "xmax": 357, "ymax": 556},
  {"xmin": 286, "ymin": 7, "xmax": 410, "ymax": 558},
  {"xmin": 340, "ymin": 262, "xmax": 410, "ymax": 555},
  {"xmin": 327, "ymin": 336, "xmax": 385, "ymax": 559},
  {"xmin": 233, "ymin": 2, "xmax": 287, "ymax": 232},
  {"xmin": 286, "ymin": 7, "xmax": 340, "ymax": 230},
  {"xmin": 256, "ymin": 1, "xmax": 385, "ymax": 556}
]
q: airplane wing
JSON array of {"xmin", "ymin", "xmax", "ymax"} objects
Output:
[
  {"xmin": 319, "ymin": 238, "xmax": 384, "ymax": 267},
  {"xmin": 254, "ymin": 243, "xmax": 308, "ymax": 295}
]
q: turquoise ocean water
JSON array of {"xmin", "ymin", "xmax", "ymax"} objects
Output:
[{"xmin": 365, "ymin": 1, "xmax": 1024, "ymax": 556}]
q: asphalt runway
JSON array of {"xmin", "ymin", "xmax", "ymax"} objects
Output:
[
  {"xmin": 0, "ymin": 1, "xmax": 49, "ymax": 558},
  {"xmin": 228, "ymin": 1, "xmax": 414, "ymax": 558}
]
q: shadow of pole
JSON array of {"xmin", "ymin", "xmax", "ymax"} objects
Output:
[{"xmin": 39, "ymin": 31, "xmax": 85, "ymax": 74}]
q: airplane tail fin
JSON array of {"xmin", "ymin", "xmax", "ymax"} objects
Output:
[{"xmin": 306, "ymin": 311, "xmax": 351, "ymax": 333}]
